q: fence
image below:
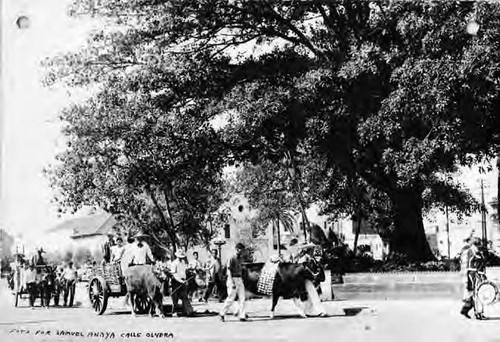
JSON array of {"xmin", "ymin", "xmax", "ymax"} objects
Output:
[{"xmin": 322, "ymin": 267, "xmax": 500, "ymax": 300}]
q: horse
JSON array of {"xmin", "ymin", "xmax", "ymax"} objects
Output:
[{"xmin": 27, "ymin": 266, "xmax": 59, "ymax": 308}]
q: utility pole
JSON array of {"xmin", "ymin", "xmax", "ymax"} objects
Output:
[
  {"xmin": 481, "ymin": 179, "xmax": 488, "ymax": 248},
  {"xmin": 445, "ymin": 205, "xmax": 451, "ymax": 259}
]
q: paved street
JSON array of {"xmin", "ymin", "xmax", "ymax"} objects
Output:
[{"xmin": 2, "ymin": 281, "xmax": 500, "ymax": 342}]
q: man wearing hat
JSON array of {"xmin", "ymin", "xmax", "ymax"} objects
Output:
[
  {"xmin": 170, "ymin": 250, "xmax": 194, "ymax": 317},
  {"xmin": 296, "ymin": 243, "xmax": 316, "ymax": 264},
  {"xmin": 102, "ymin": 234, "xmax": 115, "ymax": 264},
  {"xmin": 31, "ymin": 247, "xmax": 46, "ymax": 267},
  {"xmin": 129, "ymin": 232, "xmax": 155, "ymax": 266},
  {"xmin": 61, "ymin": 261, "xmax": 78, "ymax": 307},
  {"xmin": 220, "ymin": 242, "xmax": 247, "ymax": 322},
  {"xmin": 460, "ymin": 236, "xmax": 486, "ymax": 319},
  {"xmin": 285, "ymin": 238, "xmax": 301, "ymax": 262}
]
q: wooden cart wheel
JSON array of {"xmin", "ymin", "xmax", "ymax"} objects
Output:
[
  {"xmin": 476, "ymin": 280, "xmax": 499, "ymax": 306},
  {"xmin": 89, "ymin": 277, "xmax": 108, "ymax": 315},
  {"xmin": 134, "ymin": 296, "xmax": 151, "ymax": 314}
]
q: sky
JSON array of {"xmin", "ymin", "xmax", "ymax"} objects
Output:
[
  {"xmin": 1, "ymin": 0, "xmax": 95, "ymax": 250},
  {"xmin": 0, "ymin": 0, "xmax": 498, "ymax": 253}
]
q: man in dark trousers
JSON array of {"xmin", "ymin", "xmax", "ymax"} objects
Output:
[
  {"xmin": 460, "ymin": 236, "xmax": 486, "ymax": 319},
  {"xmin": 62, "ymin": 261, "xmax": 78, "ymax": 307},
  {"xmin": 170, "ymin": 250, "xmax": 194, "ymax": 317},
  {"xmin": 102, "ymin": 234, "xmax": 115, "ymax": 264},
  {"xmin": 220, "ymin": 243, "xmax": 247, "ymax": 322},
  {"xmin": 203, "ymin": 249, "xmax": 223, "ymax": 302}
]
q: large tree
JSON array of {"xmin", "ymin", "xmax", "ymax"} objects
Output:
[
  {"xmin": 48, "ymin": 0, "xmax": 500, "ymax": 261},
  {"xmin": 44, "ymin": 48, "xmax": 227, "ymax": 252},
  {"xmin": 160, "ymin": 0, "xmax": 500, "ymax": 260}
]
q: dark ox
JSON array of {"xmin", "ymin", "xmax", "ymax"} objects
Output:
[
  {"xmin": 242, "ymin": 258, "xmax": 326, "ymax": 318},
  {"xmin": 124, "ymin": 265, "xmax": 166, "ymax": 318}
]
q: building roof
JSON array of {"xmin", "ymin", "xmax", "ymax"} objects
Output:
[{"xmin": 49, "ymin": 214, "xmax": 117, "ymax": 239}]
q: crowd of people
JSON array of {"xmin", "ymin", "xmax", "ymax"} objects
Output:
[
  {"xmin": 102, "ymin": 231, "xmax": 229, "ymax": 311},
  {"xmin": 10, "ymin": 247, "xmax": 80, "ymax": 308}
]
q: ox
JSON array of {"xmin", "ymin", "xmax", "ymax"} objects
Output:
[
  {"xmin": 123, "ymin": 265, "xmax": 166, "ymax": 318},
  {"xmin": 241, "ymin": 258, "xmax": 326, "ymax": 319}
]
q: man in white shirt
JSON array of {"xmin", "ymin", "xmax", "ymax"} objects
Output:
[
  {"xmin": 111, "ymin": 237, "xmax": 126, "ymax": 263},
  {"xmin": 170, "ymin": 250, "xmax": 193, "ymax": 317},
  {"xmin": 129, "ymin": 233, "xmax": 155, "ymax": 266},
  {"xmin": 62, "ymin": 261, "xmax": 78, "ymax": 307},
  {"xmin": 25, "ymin": 263, "xmax": 37, "ymax": 308}
]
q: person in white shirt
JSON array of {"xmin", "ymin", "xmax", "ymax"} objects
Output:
[
  {"xmin": 129, "ymin": 233, "xmax": 155, "ymax": 266},
  {"xmin": 286, "ymin": 238, "xmax": 301, "ymax": 263},
  {"xmin": 62, "ymin": 261, "xmax": 78, "ymax": 307},
  {"xmin": 188, "ymin": 251, "xmax": 204, "ymax": 302},
  {"xmin": 111, "ymin": 237, "xmax": 126, "ymax": 263},
  {"xmin": 24, "ymin": 263, "xmax": 37, "ymax": 308},
  {"xmin": 170, "ymin": 250, "xmax": 193, "ymax": 317}
]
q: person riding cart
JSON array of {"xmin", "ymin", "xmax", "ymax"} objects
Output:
[
  {"xmin": 31, "ymin": 247, "xmax": 47, "ymax": 267},
  {"xmin": 460, "ymin": 236, "xmax": 486, "ymax": 319}
]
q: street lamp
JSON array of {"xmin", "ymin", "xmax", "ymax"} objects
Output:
[
  {"xmin": 480, "ymin": 179, "xmax": 488, "ymax": 248},
  {"xmin": 213, "ymin": 237, "xmax": 226, "ymax": 262}
]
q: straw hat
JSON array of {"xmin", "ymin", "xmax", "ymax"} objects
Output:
[
  {"xmin": 175, "ymin": 250, "xmax": 187, "ymax": 259},
  {"xmin": 131, "ymin": 231, "xmax": 150, "ymax": 239},
  {"xmin": 471, "ymin": 236, "xmax": 482, "ymax": 247},
  {"xmin": 298, "ymin": 243, "xmax": 316, "ymax": 251}
]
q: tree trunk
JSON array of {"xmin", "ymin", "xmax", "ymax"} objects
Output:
[
  {"xmin": 147, "ymin": 186, "xmax": 178, "ymax": 252},
  {"xmin": 389, "ymin": 188, "xmax": 435, "ymax": 262},
  {"xmin": 163, "ymin": 188, "xmax": 179, "ymax": 253},
  {"xmin": 353, "ymin": 214, "xmax": 362, "ymax": 256},
  {"xmin": 497, "ymin": 154, "xmax": 500, "ymax": 225}
]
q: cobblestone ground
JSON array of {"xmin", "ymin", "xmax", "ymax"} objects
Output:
[{"xmin": 2, "ymin": 281, "xmax": 500, "ymax": 342}]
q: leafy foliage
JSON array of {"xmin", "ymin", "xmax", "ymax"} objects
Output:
[{"xmin": 45, "ymin": 0, "xmax": 500, "ymax": 260}]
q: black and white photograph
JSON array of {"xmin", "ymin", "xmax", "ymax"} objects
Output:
[{"xmin": 1, "ymin": 1, "xmax": 500, "ymax": 341}]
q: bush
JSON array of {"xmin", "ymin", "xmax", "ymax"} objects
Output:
[{"xmin": 322, "ymin": 246, "xmax": 460, "ymax": 273}]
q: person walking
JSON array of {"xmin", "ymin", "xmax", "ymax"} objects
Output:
[
  {"xmin": 170, "ymin": 250, "xmax": 194, "ymax": 317},
  {"xmin": 203, "ymin": 249, "xmax": 223, "ymax": 302},
  {"xmin": 188, "ymin": 251, "xmax": 204, "ymax": 302},
  {"xmin": 460, "ymin": 236, "xmax": 486, "ymax": 319},
  {"xmin": 220, "ymin": 242, "xmax": 247, "ymax": 322},
  {"xmin": 62, "ymin": 261, "xmax": 78, "ymax": 307}
]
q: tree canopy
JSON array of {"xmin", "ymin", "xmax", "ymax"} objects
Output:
[{"xmin": 45, "ymin": 0, "xmax": 500, "ymax": 261}]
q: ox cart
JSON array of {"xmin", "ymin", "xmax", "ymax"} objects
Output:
[
  {"xmin": 88, "ymin": 263, "xmax": 152, "ymax": 315},
  {"xmin": 13, "ymin": 265, "xmax": 59, "ymax": 307}
]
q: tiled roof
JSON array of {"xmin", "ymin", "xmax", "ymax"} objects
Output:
[{"xmin": 49, "ymin": 214, "xmax": 117, "ymax": 239}]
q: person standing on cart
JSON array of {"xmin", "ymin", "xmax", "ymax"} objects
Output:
[
  {"xmin": 102, "ymin": 234, "xmax": 115, "ymax": 264},
  {"xmin": 460, "ymin": 236, "xmax": 486, "ymax": 319},
  {"xmin": 62, "ymin": 261, "xmax": 78, "ymax": 307},
  {"xmin": 31, "ymin": 247, "xmax": 47, "ymax": 267},
  {"xmin": 129, "ymin": 233, "xmax": 155, "ymax": 266}
]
